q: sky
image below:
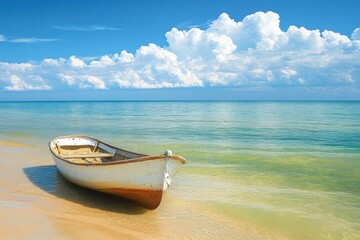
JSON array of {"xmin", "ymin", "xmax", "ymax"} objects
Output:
[{"xmin": 0, "ymin": 0, "xmax": 359, "ymax": 100}]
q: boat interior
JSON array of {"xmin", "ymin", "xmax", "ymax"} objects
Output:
[{"xmin": 50, "ymin": 137, "xmax": 146, "ymax": 164}]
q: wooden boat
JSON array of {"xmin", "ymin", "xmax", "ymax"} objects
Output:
[{"xmin": 48, "ymin": 135, "xmax": 186, "ymax": 210}]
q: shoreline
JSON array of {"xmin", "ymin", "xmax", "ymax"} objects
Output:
[{"xmin": 0, "ymin": 141, "xmax": 264, "ymax": 240}]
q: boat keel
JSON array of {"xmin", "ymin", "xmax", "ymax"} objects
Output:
[{"xmin": 101, "ymin": 188, "xmax": 163, "ymax": 210}]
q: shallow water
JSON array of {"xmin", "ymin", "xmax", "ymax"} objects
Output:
[{"xmin": 0, "ymin": 101, "xmax": 359, "ymax": 239}]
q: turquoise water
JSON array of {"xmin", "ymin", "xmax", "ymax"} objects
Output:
[{"xmin": 1, "ymin": 101, "xmax": 359, "ymax": 239}]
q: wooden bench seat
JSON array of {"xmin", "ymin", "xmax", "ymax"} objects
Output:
[{"xmin": 60, "ymin": 153, "xmax": 113, "ymax": 159}]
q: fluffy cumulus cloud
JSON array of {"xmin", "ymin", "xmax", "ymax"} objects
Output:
[
  {"xmin": 4, "ymin": 75, "xmax": 51, "ymax": 91},
  {"xmin": 0, "ymin": 11, "xmax": 359, "ymax": 93}
]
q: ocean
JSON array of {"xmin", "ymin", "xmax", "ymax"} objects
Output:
[{"xmin": 0, "ymin": 101, "xmax": 359, "ymax": 239}]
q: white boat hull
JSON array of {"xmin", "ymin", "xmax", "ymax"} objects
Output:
[{"xmin": 49, "ymin": 136, "xmax": 186, "ymax": 209}]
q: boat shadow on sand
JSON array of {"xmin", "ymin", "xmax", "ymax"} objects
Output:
[{"xmin": 23, "ymin": 165, "xmax": 147, "ymax": 215}]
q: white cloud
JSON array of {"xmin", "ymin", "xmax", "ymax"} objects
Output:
[
  {"xmin": 283, "ymin": 26, "xmax": 324, "ymax": 52},
  {"xmin": 90, "ymin": 55, "xmax": 115, "ymax": 67},
  {"xmin": 109, "ymin": 44, "xmax": 203, "ymax": 88},
  {"xmin": 10, "ymin": 38, "xmax": 59, "ymax": 43},
  {"xmin": 322, "ymin": 30, "xmax": 352, "ymax": 49},
  {"xmin": 59, "ymin": 74, "xmax": 76, "ymax": 86},
  {"xmin": 0, "ymin": 62, "xmax": 33, "ymax": 71},
  {"xmin": 0, "ymin": 34, "xmax": 59, "ymax": 43},
  {"xmin": 0, "ymin": 11, "xmax": 359, "ymax": 94},
  {"xmin": 281, "ymin": 69, "xmax": 297, "ymax": 79},
  {"xmin": 83, "ymin": 76, "xmax": 107, "ymax": 89},
  {"xmin": 113, "ymin": 50, "xmax": 135, "ymax": 63},
  {"xmin": 209, "ymin": 11, "xmax": 284, "ymax": 51},
  {"xmin": 166, "ymin": 27, "xmax": 237, "ymax": 61},
  {"xmin": 42, "ymin": 58, "xmax": 66, "ymax": 66},
  {"xmin": 69, "ymin": 56, "xmax": 86, "ymax": 68},
  {"xmin": 53, "ymin": 25, "xmax": 121, "ymax": 31},
  {"xmin": 4, "ymin": 75, "xmax": 51, "ymax": 91},
  {"xmin": 114, "ymin": 50, "xmax": 135, "ymax": 63},
  {"xmin": 351, "ymin": 28, "xmax": 360, "ymax": 40},
  {"xmin": 59, "ymin": 74, "xmax": 107, "ymax": 89}
]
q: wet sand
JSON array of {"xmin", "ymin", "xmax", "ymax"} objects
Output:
[{"xmin": 0, "ymin": 140, "xmax": 265, "ymax": 240}]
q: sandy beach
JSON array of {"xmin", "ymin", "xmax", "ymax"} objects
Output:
[{"xmin": 0, "ymin": 140, "xmax": 263, "ymax": 240}]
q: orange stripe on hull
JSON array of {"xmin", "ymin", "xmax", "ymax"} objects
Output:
[{"xmin": 101, "ymin": 188, "xmax": 163, "ymax": 210}]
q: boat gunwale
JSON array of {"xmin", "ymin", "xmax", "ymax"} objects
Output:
[{"xmin": 48, "ymin": 135, "xmax": 187, "ymax": 166}]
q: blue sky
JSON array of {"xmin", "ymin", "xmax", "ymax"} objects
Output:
[{"xmin": 0, "ymin": 0, "xmax": 359, "ymax": 100}]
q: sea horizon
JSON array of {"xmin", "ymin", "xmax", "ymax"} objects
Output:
[{"xmin": 1, "ymin": 99, "xmax": 359, "ymax": 102}]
